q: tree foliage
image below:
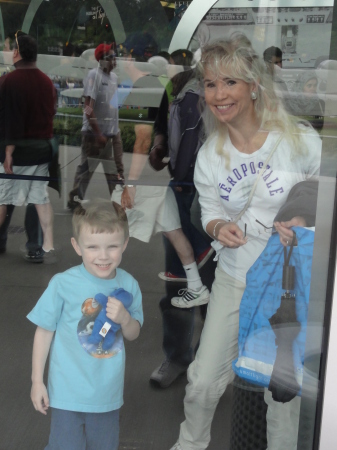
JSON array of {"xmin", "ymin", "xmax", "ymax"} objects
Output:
[{"xmin": 4, "ymin": 0, "xmax": 173, "ymax": 55}]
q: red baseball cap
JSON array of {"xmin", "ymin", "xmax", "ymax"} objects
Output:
[{"xmin": 94, "ymin": 43, "xmax": 115, "ymax": 62}]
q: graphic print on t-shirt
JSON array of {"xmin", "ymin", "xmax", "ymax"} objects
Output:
[
  {"xmin": 77, "ymin": 297, "xmax": 123, "ymax": 359},
  {"xmin": 218, "ymin": 161, "xmax": 285, "ymax": 203}
]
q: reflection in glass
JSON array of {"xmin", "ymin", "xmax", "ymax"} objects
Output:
[
  {"xmin": 0, "ymin": 31, "xmax": 56, "ymax": 263},
  {"xmin": 1, "ymin": 1, "xmax": 337, "ymax": 449}
]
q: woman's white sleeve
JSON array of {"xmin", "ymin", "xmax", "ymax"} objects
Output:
[{"xmin": 194, "ymin": 148, "xmax": 226, "ymax": 232}]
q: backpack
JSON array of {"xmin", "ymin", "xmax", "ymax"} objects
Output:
[{"xmin": 167, "ymin": 79, "xmax": 203, "ymax": 182}]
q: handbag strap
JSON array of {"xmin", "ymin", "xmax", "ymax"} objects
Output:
[
  {"xmin": 282, "ymin": 231, "xmax": 297, "ymax": 291},
  {"xmin": 284, "ymin": 231, "xmax": 297, "ymax": 266},
  {"xmin": 234, "ymin": 133, "xmax": 284, "ymax": 224}
]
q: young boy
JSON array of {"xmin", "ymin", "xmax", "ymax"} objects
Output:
[{"xmin": 27, "ymin": 199, "xmax": 143, "ymax": 450}]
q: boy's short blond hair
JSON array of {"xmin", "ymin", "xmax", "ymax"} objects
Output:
[{"xmin": 72, "ymin": 199, "xmax": 129, "ymax": 241}]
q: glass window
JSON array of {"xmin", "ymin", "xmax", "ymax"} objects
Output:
[{"xmin": 1, "ymin": 1, "xmax": 337, "ymax": 449}]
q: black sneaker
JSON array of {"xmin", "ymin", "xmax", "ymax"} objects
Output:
[
  {"xmin": 150, "ymin": 359, "xmax": 187, "ymax": 388},
  {"xmin": 24, "ymin": 249, "xmax": 44, "ymax": 263},
  {"xmin": 24, "ymin": 249, "xmax": 57, "ymax": 264}
]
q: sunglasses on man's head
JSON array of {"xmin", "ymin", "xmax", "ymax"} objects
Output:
[{"xmin": 103, "ymin": 53, "xmax": 116, "ymax": 60}]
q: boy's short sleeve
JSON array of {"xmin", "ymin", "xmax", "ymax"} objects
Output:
[
  {"xmin": 27, "ymin": 275, "xmax": 64, "ymax": 331},
  {"xmin": 128, "ymin": 278, "xmax": 143, "ymax": 327}
]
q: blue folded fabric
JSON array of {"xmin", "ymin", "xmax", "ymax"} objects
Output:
[{"xmin": 232, "ymin": 227, "xmax": 314, "ymax": 392}]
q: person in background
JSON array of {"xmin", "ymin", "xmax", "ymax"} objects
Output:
[
  {"xmin": 0, "ymin": 31, "xmax": 56, "ymax": 261},
  {"xmin": 263, "ymin": 45, "xmax": 283, "ymax": 72},
  {"xmin": 263, "ymin": 46, "xmax": 288, "ymax": 96},
  {"xmin": 0, "ymin": 36, "xmax": 44, "ymax": 259},
  {"xmin": 120, "ymin": 41, "xmax": 210, "ymax": 309},
  {"xmin": 149, "ymin": 49, "xmax": 214, "ymax": 388},
  {"xmin": 287, "ymin": 70, "xmax": 325, "ymax": 131},
  {"xmin": 0, "ymin": 204, "xmax": 42, "ymax": 259},
  {"xmin": 150, "ymin": 49, "xmax": 213, "ymax": 286},
  {"xmin": 149, "ymin": 51, "xmax": 172, "ymax": 95},
  {"xmin": 67, "ymin": 42, "xmax": 124, "ymax": 211}
]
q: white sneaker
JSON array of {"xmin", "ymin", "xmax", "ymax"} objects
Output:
[
  {"xmin": 170, "ymin": 442, "xmax": 182, "ymax": 450},
  {"xmin": 171, "ymin": 285, "xmax": 210, "ymax": 308}
]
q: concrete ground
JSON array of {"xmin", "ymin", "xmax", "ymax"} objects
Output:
[{"xmin": 0, "ymin": 145, "xmax": 233, "ymax": 450}]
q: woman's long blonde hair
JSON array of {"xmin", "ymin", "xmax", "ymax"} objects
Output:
[{"xmin": 196, "ymin": 35, "xmax": 310, "ymax": 162}]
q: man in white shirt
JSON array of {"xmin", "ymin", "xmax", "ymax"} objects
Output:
[{"xmin": 68, "ymin": 43, "xmax": 124, "ymax": 210}]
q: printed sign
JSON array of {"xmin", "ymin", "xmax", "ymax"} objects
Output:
[
  {"xmin": 307, "ymin": 15, "xmax": 325, "ymax": 23},
  {"xmin": 205, "ymin": 12, "xmax": 248, "ymax": 21},
  {"xmin": 86, "ymin": 6, "xmax": 106, "ymax": 24}
]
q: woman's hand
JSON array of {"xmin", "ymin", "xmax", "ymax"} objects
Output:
[
  {"xmin": 216, "ymin": 222, "xmax": 247, "ymax": 248},
  {"xmin": 274, "ymin": 216, "xmax": 306, "ymax": 246}
]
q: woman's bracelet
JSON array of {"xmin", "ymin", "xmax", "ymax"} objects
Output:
[{"xmin": 213, "ymin": 221, "xmax": 226, "ymax": 238}]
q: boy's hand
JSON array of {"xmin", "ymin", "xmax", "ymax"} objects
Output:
[
  {"xmin": 106, "ymin": 298, "xmax": 140, "ymax": 341},
  {"xmin": 106, "ymin": 297, "xmax": 131, "ymax": 327},
  {"xmin": 31, "ymin": 381, "xmax": 50, "ymax": 415}
]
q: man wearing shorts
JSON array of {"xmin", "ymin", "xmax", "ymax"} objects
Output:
[{"xmin": 0, "ymin": 31, "xmax": 56, "ymax": 260}]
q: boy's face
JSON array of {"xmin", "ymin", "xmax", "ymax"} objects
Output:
[{"xmin": 71, "ymin": 226, "xmax": 128, "ymax": 280}]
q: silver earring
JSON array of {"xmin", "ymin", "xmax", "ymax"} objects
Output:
[{"xmin": 251, "ymin": 91, "xmax": 257, "ymax": 100}]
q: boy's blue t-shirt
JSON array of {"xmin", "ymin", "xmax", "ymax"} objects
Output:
[{"xmin": 27, "ymin": 264, "xmax": 143, "ymax": 413}]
